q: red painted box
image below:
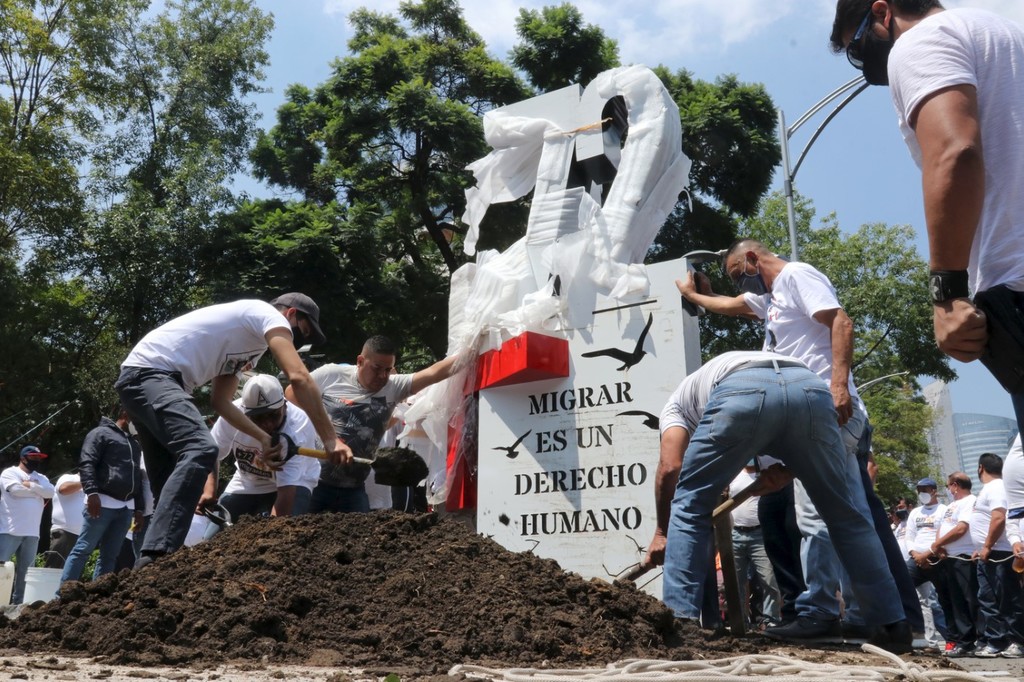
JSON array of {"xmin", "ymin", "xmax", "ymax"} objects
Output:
[{"xmin": 473, "ymin": 331, "xmax": 570, "ymax": 391}]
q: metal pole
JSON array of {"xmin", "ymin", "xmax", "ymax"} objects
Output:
[
  {"xmin": 777, "ymin": 76, "xmax": 866, "ymax": 265},
  {"xmin": 778, "ymin": 109, "xmax": 800, "ymax": 262},
  {"xmin": 856, "ymin": 371, "xmax": 911, "ymax": 394}
]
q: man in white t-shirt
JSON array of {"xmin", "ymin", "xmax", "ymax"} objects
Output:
[
  {"xmin": 205, "ymin": 374, "xmax": 320, "ymax": 520},
  {"xmin": 831, "ymin": 2, "xmax": 1024, "ymax": 426},
  {"xmin": 728, "ymin": 465, "xmax": 782, "ymax": 627},
  {"xmin": 116, "ymin": 293, "xmax": 352, "ymax": 566},
  {"xmin": 931, "ymin": 472, "xmax": 979, "ymax": 657},
  {"xmin": 644, "ymin": 351, "xmax": 911, "ymax": 653},
  {"xmin": 0, "ymin": 446, "xmax": 55, "ymax": 604},
  {"xmin": 904, "ymin": 477, "xmax": 948, "ymax": 650},
  {"xmin": 294, "ymin": 336, "xmax": 458, "ymax": 514},
  {"xmin": 969, "ymin": 453, "xmax": 1024, "ymax": 657},
  {"xmin": 677, "ymin": 240, "xmax": 920, "ymax": 640},
  {"xmin": 44, "ymin": 472, "xmax": 84, "ymax": 569}
]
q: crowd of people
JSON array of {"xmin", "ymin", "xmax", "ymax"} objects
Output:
[
  {"xmin": 0, "ymin": 291, "xmax": 456, "ymax": 606},
  {"xmin": 0, "ymin": 0, "xmax": 1021, "ymax": 669}
]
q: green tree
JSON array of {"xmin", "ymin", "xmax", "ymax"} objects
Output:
[
  {"xmin": 511, "ymin": 4, "xmax": 619, "ymax": 91},
  {"xmin": 702, "ymin": 190, "xmax": 952, "ymax": 500},
  {"xmin": 648, "ymin": 69, "xmax": 781, "ymax": 262},
  {"xmin": 239, "ymin": 0, "xmax": 530, "ymax": 361},
  {"xmin": 0, "ymin": 0, "xmax": 273, "ymax": 468}
]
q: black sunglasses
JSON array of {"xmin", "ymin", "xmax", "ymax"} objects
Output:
[{"xmin": 846, "ymin": 8, "xmax": 874, "ymax": 70}]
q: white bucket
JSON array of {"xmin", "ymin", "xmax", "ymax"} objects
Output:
[
  {"xmin": 22, "ymin": 567, "xmax": 62, "ymax": 604},
  {"xmin": 0, "ymin": 562, "xmax": 13, "ymax": 605}
]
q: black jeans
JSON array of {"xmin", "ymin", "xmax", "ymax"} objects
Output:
[{"xmin": 934, "ymin": 555, "xmax": 979, "ymax": 646}]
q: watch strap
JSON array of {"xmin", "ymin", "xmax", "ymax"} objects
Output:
[{"xmin": 929, "ymin": 270, "xmax": 970, "ymax": 303}]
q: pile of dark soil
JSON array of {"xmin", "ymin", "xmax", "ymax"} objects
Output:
[{"xmin": 0, "ymin": 511, "xmax": 762, "ymax": 674}]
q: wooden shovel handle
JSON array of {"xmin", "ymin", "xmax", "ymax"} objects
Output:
[{"xmin": 297, "ymin": 447, "xmax": 372, "ymax": 465}]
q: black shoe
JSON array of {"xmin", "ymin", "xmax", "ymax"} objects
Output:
[
  {"xmin": 764, "ymin": 617, "xmax": 843, "ymax": 643},
  {"xmin": 134, "ymin": 551, "xmax": 164, "ymax": 569},
  {"xmin": 842, "ymin": 621, "xmax": 873, "ymax": 642},
  {"xmin": 868, "ymin": 620, "xmax": 913, "ymax": 655}
]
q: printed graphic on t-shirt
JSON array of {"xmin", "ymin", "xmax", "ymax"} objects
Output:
[
  {"xmin": 319, "ymin": 395, "xmax": 396, "ymax": 487},
  {"xmin": 218, "ymin": 350, "xmax": 263, "ymax": 376},
  {"xmin": 230, "ymin": 444, "xmax": 274, "ymax": 480},
  {"xmin": 914, "ymin": 511, "xmax": 940, "ymax": 531}
]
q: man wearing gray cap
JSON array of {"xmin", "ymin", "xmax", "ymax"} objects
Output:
[
  {"xmin": 116, "ymin": 293, "xmax": 352, "ymax": 566},
  {"xmin": 905, "ymin": 477, "xmax": 948, "ymax": 651}
]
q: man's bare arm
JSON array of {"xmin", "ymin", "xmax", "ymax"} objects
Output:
[
  {"xmin": 267, "ymin": 329, "xmax": 352, "ymax": 465},
  {"xmin": 811, "ymin": 307, "xmax": 854, "ymax": 425},
  {"xmin": 675, "ymin": 272, "xmax": 758, "ymax": 319},
  {"xmin": 644, "ymin": 426, "xmax": 690, "ymax": 567},
  {"xmin": 914, "ymin": 84, "xmax": 988, "ymax": 361},
  {"xmin": 410, "ymin": 354, "xmax": 460, "ymax": 395}
]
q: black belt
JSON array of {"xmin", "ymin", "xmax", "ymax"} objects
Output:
[{"xmin": 733, "ymin": 525, "xmax": 760, "ymax": 532}]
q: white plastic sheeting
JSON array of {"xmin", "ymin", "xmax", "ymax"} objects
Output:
[{"xmin": 403, "ymin": 65, "xmax": 691, "ymax": 504}]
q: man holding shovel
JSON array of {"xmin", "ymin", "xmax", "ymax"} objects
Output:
[
  {"xmin": 117, "ymin": 293, "xmax": 352, "ymax": 567},
  {"xmin": 644, "ymin": 351, "xmax": 912, "ymax": 654},
  {"xmin": 292, "ymin": 335, "xmax": 458, "ymax": 514}
]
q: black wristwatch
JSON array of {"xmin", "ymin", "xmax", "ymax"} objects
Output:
[{"xmin": 929, "ymin": 270, "xmax": 970, "ymax": 303}]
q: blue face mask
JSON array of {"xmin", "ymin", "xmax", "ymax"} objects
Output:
[{"xmin": 735, "ymin": 259, "xmax": 768, "ymax": 295}]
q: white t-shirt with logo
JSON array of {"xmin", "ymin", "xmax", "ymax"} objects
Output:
[
  {"xmin": 938, "ymin": 494, "xmax": 977, "ymax": 556},
  {"xmin": 743, "ymin": 262, "xmax": 862, "ymax": 411},
  {"xmin": 51, "ymin": 473, "xmax": 85, "ymax": 535},
  {"xmin": 0, "ymin": 466, "xmax": 55, "ymax": 537},
  {"xmin": 889, "ymin": 8, "xmax": 1024, "ymax": 293},
  {"xmin": 122, "ymin": 300, "xmax": 289, "ymax": 392},
  {"xmin": 970, "ymin": 478, "xmax": 1012, "ymax": 552},
  {"xmin": 906, "ymin": 502, "xmax": 946, "ymax": 554},
  {"xmin": 211, "ymin": 400, "xmax": 320, "ymax": 495},
  {"xmin": 311, "ymin": 363, "xmax": 415, "ymax": 487},
  {"xmin": 660, "ymin": 351, "xmax": 806, "ymax": 435}
]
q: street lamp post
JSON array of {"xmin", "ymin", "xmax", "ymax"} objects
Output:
[
  {"xmin": 856, "ymin": 371, "xmax": 911, "ymax": 394},
  {"xmin": 778, "ymin": 76, "xmax": 868, "ymax": 262}
]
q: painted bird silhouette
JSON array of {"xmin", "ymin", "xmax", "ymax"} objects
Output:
[
  {"xmin": 492, "ymin": 429, "xmax": 532, "ymax": 459},
  {"xmin": 581, "ymin": 313, "xmax": 654, "ymax": 370},
  {"xmin": 617, "ymin": 410, "xmax": 660, "ymax": 430}
]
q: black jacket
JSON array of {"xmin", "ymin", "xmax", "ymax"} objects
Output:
[{"xmin": 79, "ymin": 417, "xmax": 144, "ymax": 508}]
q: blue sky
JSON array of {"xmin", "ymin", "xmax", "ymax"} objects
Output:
[{"xmin": 245, "ymin": 0, "xmax": 1022, "ymax": 420}]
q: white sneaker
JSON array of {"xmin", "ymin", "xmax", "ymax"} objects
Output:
[
  {"xmin": 1000, "ymin": 643, "xmax": 1024, "ymax": 658},
  {"xmin": 975, "ymin": 644, "xmax": 1003, "ymax": 658}
]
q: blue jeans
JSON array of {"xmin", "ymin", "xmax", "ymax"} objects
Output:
[
  {"xmin": 310, "ymin": 482, "xmax": 370, "ymax": 513},
  {"xmin": 0, "ymin": 534, "xmax": 39, "ymax": 604},
  {"xmin": 662, "ymin": 366, "xmax": 904, "ymax": 626},
  {"xmin": 791, "ymin": 406, "xmax": 864, "ymax": 621},
  {"xmin": 732, "ymin": 526, "xmax": 781, "ymax": 623},
  {"xmin": 60, "ymin": 506, "xmax": 134, "ymax": 591},
  {"xmin": 116, "ymin": 367, "xmax": 219, "ymax": 556}
]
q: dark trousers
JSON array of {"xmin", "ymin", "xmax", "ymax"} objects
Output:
[
  {"xmin": 219, "ymin": 491, "xmax": 277, "ymax": 521},
  {"xmin": 310, "ymin": 482, "xmax": 370, "ymax": 513},
  {"xmin": 934, "ymin": 555, "xmax": 979, "ymax": 646},
  {"xmin": 44, "ymin": 529, "xmax": 78, "ymax": 569},
  {"xmin": 758, "ymin": 482, "xmax": 804, "ymax": 623},
  {"xmin": 116, "ymin": 367, "xmax": 219, "ymax": 556},
  {"xmin": 855, "ymin": 429, "xmax": 923, "ymax": 631},
  {"xmin": 907, "ymin": 557, "xmax": 952, "ymax": 640},
  {"xmin": 976, "ymin": 551, "xmax": 1024, "ymax": 649}
]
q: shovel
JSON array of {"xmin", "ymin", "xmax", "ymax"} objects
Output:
[
  {"xmin": 285, "ymin": 438, "xmax": 429, "ymax": 487},
  {"xmin": 622, "ymin": 477, "xmax": 764, "ymax": 582}
]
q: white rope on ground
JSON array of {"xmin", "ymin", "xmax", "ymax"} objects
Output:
[{"xmin": 449, "ymin": 645, "xmax": 1004, "ymax": 682}]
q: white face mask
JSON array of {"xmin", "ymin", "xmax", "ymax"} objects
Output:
[{"xmin": 918, "ymin": 491, "xmax": 933, "ymax": 506}]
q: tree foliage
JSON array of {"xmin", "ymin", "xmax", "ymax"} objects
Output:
[
  {"xmin": 0, "ymin": 0, "xmax": 272, "ymax": 471},
  {"xmin": 511, "ymin": 4, "xmax": 619, "ymax": 91}
]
